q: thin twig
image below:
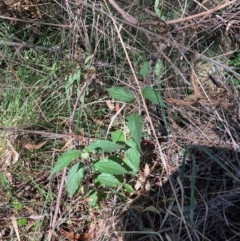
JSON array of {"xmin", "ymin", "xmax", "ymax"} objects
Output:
[
  {"xmin": 0, "ymin": 40, "xmax": 60, "ymax": 52},
  {"xmin": 108, "ymin": 0, "xmax": 138, "ymax": 24},
  {"xmin": 0, "ymin": 15, "xmax": 71, "ymax": 28},
  {"xmin": 165, "ymin": 0, "xmax": 237, "ymax": 25},
  {"xmin": 48, "ymin": 167, "xmax": 67, "ymax": 241},
  {"xmin": 82, "ymin": 2, "xmax": 240, "ymax": 81},
  {"xmin": 0, "ymin": 127, "xmax": 67, "ymax": 139},
  {"xmin": 105, "ymin": 103, "xmax": 126, "ymax": 139}
]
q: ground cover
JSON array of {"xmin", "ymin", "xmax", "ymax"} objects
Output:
[{"xmin": 0, "ymin": 0, "xmax": 239, "ymax": 240}]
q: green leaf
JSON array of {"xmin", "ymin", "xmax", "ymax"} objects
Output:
[
  {"xmin": 12, "ymin": 199, "xmax": 22, "ymax": 210},
  {"xmin": 0, "ymin": 172, "xmax": 8, "ymax": 187},
  {"xmin": 93, "ymin": 158, "xmax": 127, "ymax": 175},
  {"xmin": 140, "ymin": 61, "xmax": 150, "ymax": 77},
  {"xmin": 154, "ymin": 59, "xmax": 164, "ymax": 77},
  {"xmin": 32, "ymin": 221, "xmax": 43, "ymax": 231},
  {"xmin": 81, "ymin": 151, "xmax": 89, "ymax": 159},
  {"xmin": 85, "ymin": 140, "xmax": 123, "ymax": 153},
  {"xmin": 50, "ymin": 150, "xmax": 81, "ymax": 176},
  {"xmin": 107, "ymin": 87, "xmax": 134, "ymax": 102},
  {"xmin": 154, "ymin": 0, "xmax": 161, "ymax": 18},
  {"xmin": 84, "ymin": 54, "xmax": 94, "ymax": 69},
  {"xmin": 124, "ymin": 140, "xmax": 141, "ymax": 174},
  {"xmin": 88, "ymin": 190, "xmax": 98, "ymax": 207},
  {"xmin": 17, "ymin": 218, "xmax": 27, "ymax": 227},
  {"xmin": 154, "ymin": 0, "xmax": 165, "ymax": 20},
  {"xmin": 127, "ymin": 113, "xmax": 142, "ymax": 150},
  {"xmin": 96, "ymin": 173, "xmax": 122, "ymax": 187},
  {"xmin": 66, "ymin": 163, "xmax": 85, "ymax": 198},
  {"xmin": 142, "ymin": 86, "xmax": 166, "ymax": 108},
  {"xmin": 111, "ymin": 130, "xmax": 125, "ymax": 143},
  {"xmin": 72, "ymin": 70, "xmax": 81, "ymax": 81},
  {"xmin": 124, "ymin": 183, "xmax": 135, "ymax": 193}
]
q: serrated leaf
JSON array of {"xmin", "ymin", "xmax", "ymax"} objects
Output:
[
  {"xmin": 85, "ymin": 140, "xmax": 123, "ymax": 153},
  {"xmin": 96, "ymin": 173, "xmax": 122, "ymax": 187},
  {"xmin": 107, "ymin": 87, "xmax": 134, "ymax": 102},
  {"xmin": 124, "ymin": 140, "xmax": 140, "ymax": 173},
  {"xmin": 111, "ymin": 130, "xmax": 125, "ymax": 143},
  {"xmin": 140, "ymin": 61, "xmax": 150, "ymax": 77},
  {"xmin": 66, "ymin": 163, "xmax": 85, "ymax": 198},
  {"xmin": 154, "ymin": 59, "xmax": 164, "ymax": 77},
  {"xmin": 50, "ymin": 150, "xmax": 81, "ymax": 176},
  {"xmin": 142, "ymin": 86, "xmax": 166, "ymax": 108},
  {"xmin": 124, "ymin": 183, "xmax": 135, "ymax": 193},
  {"xmin": 93, "ymin": 159, "xmax": 127, "ymax": 175},
  {"xmin": 127, "ymin": 113, "xmax": 142, "ymax": 150}
]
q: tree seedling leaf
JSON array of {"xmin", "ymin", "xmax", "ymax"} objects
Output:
[
  {"xmin": 85, "ymin": 140, "xmax": 123, "ymax": 153},
  {"xmin": 66, "ymin": 163, "xmax": 85, "ymax": 198},
  {"xmin": 127, "ymin": 113, "xmax": 142, "ymax": 150},
  {"xmin": 124, "ymin": 183, "xmax": 135, "ymax": 193},
  {"xmin": 111, "ymin": 130, "xmax": 125, "ymax": 143},
  {"xmin": 50, "ymin": 150, "xmax": 81, "ymax": 176},
  {"xmin": 124, "ymin": 140, "xmax": 140, "ymax": 174},
  {"xmin": 88, "ymin": 190, "xmax": 98, "ymax": 207},
  {"xmin": 96, "ymin": 173, "xmax": 122, "ymax": 187},
  {"xmin": 142, "ymin": 86, "xmax": 166, "ymax": 108},
  {"xmin": 140, "ymin": 61, "xmax": 150, "ymax": 77},
  {"xmin": 93, "ymin": 158, "xmax": 127, "ymax": 175},
  {"xmin": 107, "ymin": 87, "xmax": 134, "ymax": 102}
]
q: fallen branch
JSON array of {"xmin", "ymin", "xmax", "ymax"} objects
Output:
[
  {"xmin": 0, "ymin": 40, "xmax": 59, "ymax": 52},
  {"xmin": 107, "ymin": 0, "xmax": 138, "ymax": 24}
]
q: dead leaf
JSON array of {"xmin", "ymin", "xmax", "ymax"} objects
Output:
[
  {"xmin": 11, "ymin": 215, "xmax": 20, "ymax": 241},
  {"xmin": 5, "ymin": 139, "xmax": 19, "ymax": 165},
  {"xmin": 5, "ymin": 172, "xmax": 13, "ymax": 185},
  {"xmin": 134, "ymin": 163, "xmax": 150, "ymax": 191},
  {"xmin": 185, "ymin": 94, "xmax": 201, "ymax": 101},
  {"xmin": 52, "ymin": 137, "xmax": 74, "ymax": 152},
  {"xmin": 150, "ymin": 161, "xmax": 158, "ymax": 173},
  {"xmin": 106, "ymin": 100, "xmax": 115, "ymax": 111},
  {"xmin": 59, "ymin": 229, "xmax": 93, "ymax": 241},
  {"xmin": 165, "ymin": 60, "xmax": 203, "ymax": 106},
  {"xmin": 94, "ymin": 119, "xmax": 105, "ymax": 126},
  {"xmin": 81, "ymin": 179, "xmax": 90, "ymax": 195},
  {"xmin": 23, "ymin": 140, "xmax": 47, "ymax": 150},
  {"xmin": 115, "ymin": 103, "xmax": 121, "ymax": 114}
]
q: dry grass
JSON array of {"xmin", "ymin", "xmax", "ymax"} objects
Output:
[{"xmin": 0, "ymin": 0, "xmax": 239, "ymax": 240}]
